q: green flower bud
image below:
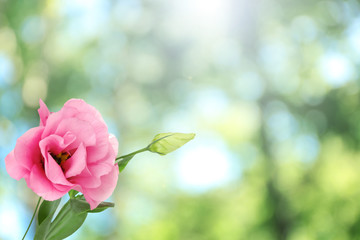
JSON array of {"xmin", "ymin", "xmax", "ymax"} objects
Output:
[{"xmin": 148, "ymin": 133, "xmax": 195, "ymax": 155}]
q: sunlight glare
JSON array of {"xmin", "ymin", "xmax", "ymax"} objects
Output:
[
  {"xmin": 176, "ymin": 142, "xmax": 232, "ymax": 192},
  {"xmin": 170, "ymin": 0, "xmax": 232, "ymax": 37}
]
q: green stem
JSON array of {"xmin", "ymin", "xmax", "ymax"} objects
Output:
[
  {"xmin": 114, "ymin": 134, "xmax": 174, "ymax": 164},
  {"xmin": 115, "ymin": 147, "xmax": 148, "ymax": 163},
  {"xmin": 22, "ymin": 197, "xmax": 42, "ymax": 240}
]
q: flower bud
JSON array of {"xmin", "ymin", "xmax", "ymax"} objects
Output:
[{"xmin": 148, "ymin": 133, "xmax": 195, "ymax": 155}]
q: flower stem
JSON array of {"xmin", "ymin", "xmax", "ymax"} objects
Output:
[
  {"xmin": 115, "ymin": 147, "xmax": 148, "ymax": 163},
  {"xmin": 22, "ymin": 197, "xmax": 42, "ymax": 240}
]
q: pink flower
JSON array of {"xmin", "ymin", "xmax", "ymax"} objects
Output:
[{"xmin": 5, "ymin": 99, "xmax": 119, "ymax": 209}]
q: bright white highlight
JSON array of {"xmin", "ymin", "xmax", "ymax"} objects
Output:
[
  {"xmin": 176, "ymin": 142, "xmax": 232, "ymax": 192},
  {"xmin": 0, "ymin": 201, "xmax": 23, "ymax": 239},
  {"xmin": 190, "ymin": 0, "xmax": 229, "ymax": 26},
  {"xmin": 168, "ymin": 0, "xmax": 232, "ymax": 37},
  {"xmin": 320, "ymin": 53, "xmax": 354, "ymax": 87}
]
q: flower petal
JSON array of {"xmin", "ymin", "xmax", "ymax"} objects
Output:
[
  {"xmin": 109, "ymin": 134, "xmax": 119, "ymax": 156},
  {"xmin": 64, "ymin": 99, "xmax": 110, "ymax": 162},
  {"xmin": 28, "ymin": 164, "xmax": 68, "ymax": 201},
  {"xmin": 44, "ymin": 152, "xmax": 73, "ymax": 186},
  {"xmin": 62, "ymin": 143, "xmax": 87, "ymax": 178},
  {"xmin": 13, "ymin": 126, "xmax": 44, "ymax": 173},
  {"xmin": 86, "ymin": 144, "xmax": 109, "ymax": 164},
  {"xmin": 82, "ymin": 165, "xmax": 119, "ymax": 209},
  {"xmin": 68, "ymin": 173, "xmax": 101, "ymax": 189},
  {"xmin": 55, "ymin": 118, "xmax": 96, "ymax": 148},
  {"xmin": 64, "ymin": 99, "xmax": 105, "ymax": 125},
  {"xmin": 87, "ymin": 161, "xmax": 114, "ymax": 178},
  {"xmin": 38, "ymin": 99, "xmax": 50, "ymax": 126},
  {"xmin": 77, "ymin": 111, "xmax": 109, "ymax": 163},
  {"xmin": 39, "ymin": 133, "xmax": 76, "ymax": 157},
  {"xmin": 82, "ymin": 139, "xmax": 118, "ymax": 182},
  {"xmin": 5, "ymin": 151, "xmax": 28, "ymax": 180}
]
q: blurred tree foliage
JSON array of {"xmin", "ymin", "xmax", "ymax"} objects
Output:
[{"xmin": 1, "ymin": 0, "xmax": 360, "ymax": 239}]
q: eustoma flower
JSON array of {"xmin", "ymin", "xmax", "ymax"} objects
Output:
[{"xmin": 5, "ymin": 99, "xmax": 119, "ymax": 209}]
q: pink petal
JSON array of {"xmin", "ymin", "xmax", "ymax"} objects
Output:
[
  {"xmin": 53, "ymin": 183, "xmax": 74, "ymax": 192},
  {"xmin": 65, "ymin": 100, "xmax": 110, "ymax": 162},
  {"xmin": 44, "ymin": 152, "xmax": 73, "ymax": 186},
  {"xmin": 109, "ymin": 134, "xmax": 119, "ymax": 156},
  {"xmin": 86, "ymin": 140, "xmax": 118, "ymax": 178},
  {"xmin": 61, "ymin": 105, "xmax": 79, "ymax": 119},
  {"xmin": 28, "ymin": 164, "xmax": 68, "ymax": 201},
  {"xmin": 64, "ymin": 99, "xmax": 106, "ymax": 125},
  {"xmin": 55, "ymin": 118, "xmax": 96, "ymax": 148},
  {"xmin": 86, "ymin": 144, "xmax": 109, "ymax": 164},
  {"xmin": 87, "ymin": 161, "xmax": 114, "ymax": 178},
  {"xmin": 39, "ymin": 133, "xmax": 76, "ymax": 157},
  {"xmin": 38, "ymin": 99, "xmax": 50, "ymax": 126},
  {"xmin": 68, "ymin": 164, "xmax": 101, "ymax": 188},
  {"xmin": 62, "ymin": 143, "xmax": 87, "ymax": 178},
  {"xmin": 41, "ymin": 105, "xmax": 78, "ymax": 139},
  {"xmin": 72, "ymin": 185, "xmax": 82, "ymax": 192},
  {"xmin": 41, "ymin": 111, "xmax": 64, "ymax": 138},
  {"xmin": 5, "ymin": 151, "xmax": 28, "ymax": 180},
  {"xmin": 68, "ymin": 174, "xmax": 102, "ymax": 189},
  {"xmin": 76, "ymin": 111, "xmax": 109, "ymax": 163},
  {"xmin": 83, "ymin": 196, "xmax": 99, "ymax": 211},
  {"xmin": 13, "ymin": 126, "xmax": 44, "ymax": 172},
  {"xmin": 82, "ymin": 165, "xmax": 119, "ymax": 209}
]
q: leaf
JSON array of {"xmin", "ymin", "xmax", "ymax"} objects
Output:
[
  {"xmin": 68, "ymin": 189, "xmax": 79, "ymax": 199},
  {"xmin": 148, "ymin": 133, "xmax": 195, "ymax": 155},
  {"xmin": 34, "ymin": 199, "xmax": 61, "ymax": 240},
  {"xmin": 37, "ymin": 199, "xmax": 61, "ymax": 226},
  {"xmin": 45, "ymin": 200, "xmax": 87, "ymax": 240},
  {"xmin": 44, "ymin": 197, "xmax": 115, "ymax": 240},
  {"xmin": 88, "ymin": 202, "xmax": 115, "ymax": 213},
  {"xmin": 70, "ymin": 198, "xmax": 115, "ymax": 214},
  {"xmin": 118, "ymin": 155, "xmax": 134, "ymax": 172}
]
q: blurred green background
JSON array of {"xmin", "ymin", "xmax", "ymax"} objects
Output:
[{"xmin": 1, "ymin": 0, "xmax": 360, "ymax": 239}]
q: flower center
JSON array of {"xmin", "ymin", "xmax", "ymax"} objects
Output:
[{"xmin": 51, "ymin": 152, "xmax": 71, "ymax": 165}]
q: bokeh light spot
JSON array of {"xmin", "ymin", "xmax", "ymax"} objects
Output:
[
  {"xmin": 319, "ymin": 53, "xmax": 354, "ymax": 87},
  {"xmin": 176, "ymin": 141, "xmax": 233, "ymax": 192},
  {"xmin": 22, "ymin": 77, "xmax": 48, "ymax": 107},
  {"xmin": 0, "ymin": 54, "xmax": 14, "ymax": 86}
]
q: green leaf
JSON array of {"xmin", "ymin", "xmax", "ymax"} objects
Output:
[
  {"xmin": 88, "ymin": 202, "xmax": 115, "ymax": 213},
  {"xmin": 37, "ymin": 199, "xmax": 61, "ymax": 225},
  {"xmin": 118, "ymin": 155, "xmax": 134, "ymax": 172},
  {"xmin": 34, "ymin": 199, "xmax": 61, "ymax": 240},
  {"xmin": 45, "ymin": 200, "xmax": 87, "ymax": 240},
  {"xmin": 70, "ymin": 198, "xmax": 115, "ymax": 214},
  {"xmin": 148, "ymin": 133, "xmax": 195, "ymax": 155},
  {"xmin": 44, "ymin": 197, "xmax": 115, "ymax": 240},
  {"xmin": 68, "ymin": 189, "xmax": 79, "ymax": 199}
]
